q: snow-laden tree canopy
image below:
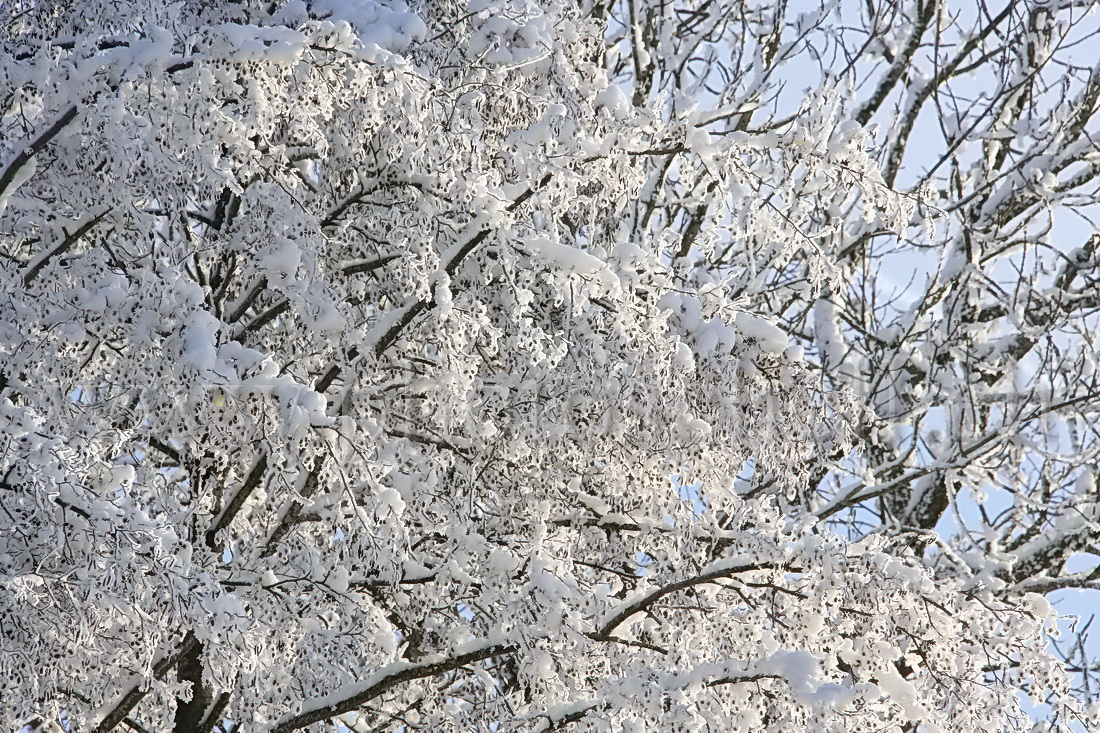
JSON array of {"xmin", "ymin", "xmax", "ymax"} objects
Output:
[{"xmin": 1, "ymin": 0, "xmax": 1098, "ymax": 731}]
